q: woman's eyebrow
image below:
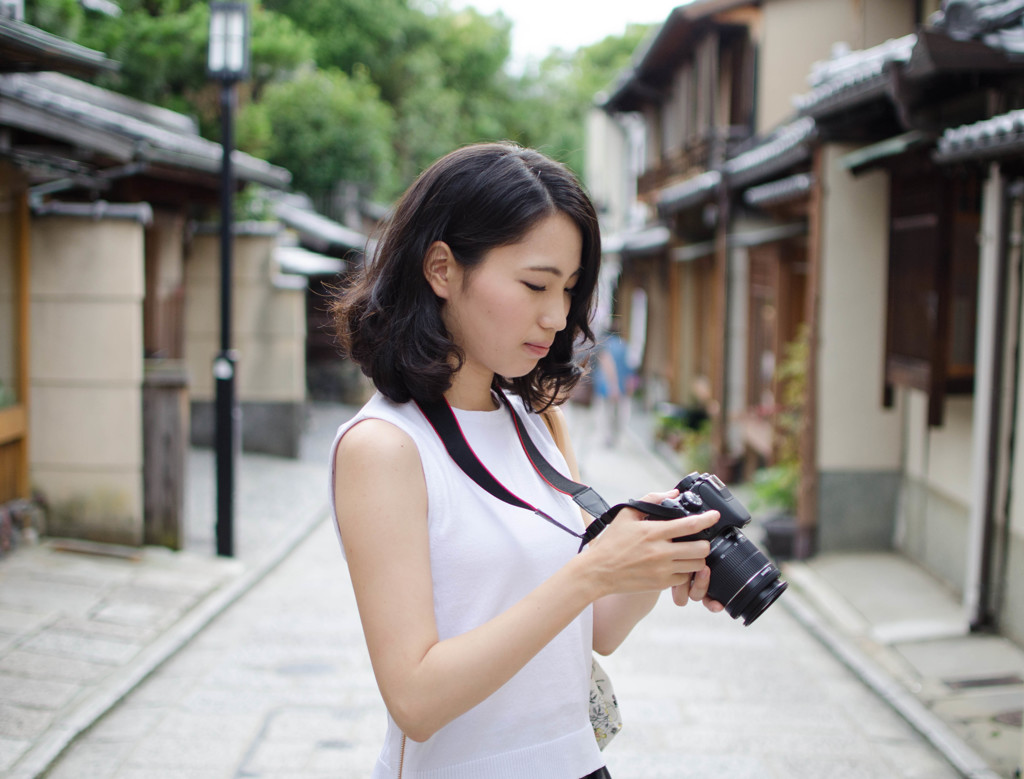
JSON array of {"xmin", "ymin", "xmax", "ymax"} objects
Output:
[{"xmin": 526, "ymin": 265, "xmax": 583, "ymax": 279}]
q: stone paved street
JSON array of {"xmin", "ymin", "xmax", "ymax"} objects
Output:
[{"xmin": 37, "ymin": 402, "xmax": 965, "ymax": 778}]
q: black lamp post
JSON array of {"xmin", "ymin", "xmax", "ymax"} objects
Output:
[{"xmin": 208, "ymin": 1, "xmax": 249, "ymax": 557}]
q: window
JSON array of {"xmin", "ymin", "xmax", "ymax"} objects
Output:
[{"xmin": 884, "ymin": 153, "xmax": 979, "ymax": 425}]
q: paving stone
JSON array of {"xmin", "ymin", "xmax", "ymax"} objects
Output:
[
  {"xmin": 932, "ymin": 688, "xmax": 1024, "ymax": 721},
  {"xmin": 259, "ymin": 707, "xmax": 359, "ymax": 743},
  {"xmin": 0, "ymin": 673, "xmax": 81, "ymax": 709},
  {"xmin": 113, "ymin": 770, "xmax": 225, "ymax": 779},
  {"xmin": 239, "ymin": 741, "xmax": 313, "ymax": 773},
  {"xmin": 0, "ymin": 703, "xmax": 54, "ymax": 739},
  {"xmin": 22, "ymin": 628, "xmax": 141, "ymax": 665},
  {"xmin": 0, "ymin": 632, "xmax": 20, "ymax": 654},
  {"xmin": 0, "ymin": 578, "xmax": 103, "ymax": 616},
  {"xmin": 958, "ymin": 717, "xmax": 1024, "ymax": 777},
  {"xmin": 148, "ymin": 710, "xmax": 261, "ymax": 742},
  {"xmin": 896, "ymin": 635, "xmax": 1024, "ymax": 682},
  {"xmin": 90, "ymin": 600, "xmax": 171, "ymax": 628},
  {"xmin": 42, "ymin": 738, "xmax": 130, "ymax": 779},
  {"xmin": 0, "ymin": 649, "xmax": 110, "ymax": 683},
  {"xmin": 102, "ymin": 584, "xmax": 198, "ymax": 611},
  {"xmin": 0, "ymin": 606, "xmax": 55, "ymax": 635},
  {"xmin": 31, "ymin": 404, "xmax": 1003, "ymax": 779},
  {"xmin": 123, "ymin": 736, "xmax": 246, "ymax": 772},
  {"xmin": 129, "ymin": 567, "xmax": 229, "ymax": 595},
  {"xmin": 53, "ymin": 614, "xmax": 156, "ymax": 642},
  {"xmin": 0, "ymin": 735, "xmax": 31, "ymax": 773},
  {"xmin": 83, "ymin": 704, "xmax": 165, "ymax": 743}
]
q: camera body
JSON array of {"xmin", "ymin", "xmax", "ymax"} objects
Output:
[
  {"xmin": 667, "ymin": 472, "xmax": 752, "ymax": 543},
  {"xmin": 658, "ymin": 472, "xmax": 787, "ymax": 626}
]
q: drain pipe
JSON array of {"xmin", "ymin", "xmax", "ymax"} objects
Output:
[{"xmin": 964, "ymin": 163, "xmax": 1009, "ymax": 630}]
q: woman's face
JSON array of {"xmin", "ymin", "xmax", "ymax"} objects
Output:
[{"xmin": 441, "ymin": 212, "xmax": 583, "ymax": 385}]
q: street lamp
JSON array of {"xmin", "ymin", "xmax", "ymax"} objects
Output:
[{"xmin": 208, "ymin": 1, "xmax": 249, "ymax": 557}]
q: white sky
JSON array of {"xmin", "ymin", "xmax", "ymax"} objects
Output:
[{"xmin": 450, "ymin": 0, "xmax": 689, "ymax": 64}]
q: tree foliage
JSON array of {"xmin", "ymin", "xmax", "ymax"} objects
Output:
[
  {"xmin": 24, "ymin": 0, "xmax": 653, "ymax": 203},
  {"xmin": 252, "ymin": 67, "xmax": 397, "ymax": 199}
]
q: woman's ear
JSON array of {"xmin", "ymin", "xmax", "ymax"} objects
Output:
[{"xmin": 423, "ymin": 241, "xmax": 457, "ymax": 299}]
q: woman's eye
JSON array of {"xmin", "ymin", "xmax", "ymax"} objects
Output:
[
  {"xmin": 523, "ymin": 282, "xmax": 546, "ymax": 292},
  {"xmin": 564, "ymin": 287, "xmax": 577, "ymax": 297}
]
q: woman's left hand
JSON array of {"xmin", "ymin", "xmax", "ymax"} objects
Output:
[{"xmin": 671, "ymin": 566, "xmax": 725, "ymax": 612}]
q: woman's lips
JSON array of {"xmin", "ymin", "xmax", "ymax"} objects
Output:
[{"xmin": 524, "ymin": 342, "xmax": 551, "ymax": 357}]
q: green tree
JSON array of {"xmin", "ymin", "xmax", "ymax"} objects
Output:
[
  {"xmin": 25, "ymin": 0, "xmax": 653, "ymax": 202},
  {"xmin": 502, "ymin": 24, "xmax": 653, "ymax": 179},
  {"xmin": 261, "ymin": 0, "xmax": 414, "ymax": 98},
  {"xmin": 254, "ymin": 67, "xmax": 397, "ymax": 200},
  {"xmin": 27, "ymin": 0, "xmax": 315, "ymax": 136},
  {"xmin": 24, "ymin": 0, "xmax": 84, "ymax": 40}
]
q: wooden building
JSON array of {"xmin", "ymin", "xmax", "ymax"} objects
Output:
[
  {"xmin": 595, "ymin": 0, "xmax": 1024, "ymax": 648},
  {"xmin": 1, "ymin": 19, "xmax": 299, "ymax": 548}
]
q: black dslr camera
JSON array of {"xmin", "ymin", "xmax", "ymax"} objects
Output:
[{"xmin": 659, "ymin": 472, "xmax": 787, "ymax": 626}]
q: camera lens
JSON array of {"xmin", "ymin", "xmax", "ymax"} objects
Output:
[{"xmin": 705, "ymin": 527, "xmax": 788, "ymax": 626}]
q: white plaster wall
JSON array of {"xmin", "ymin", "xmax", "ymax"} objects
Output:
[
  {"xmin": 903, "ymin": 389, "xmax": 974, "ymax": 507},
  {"xmin": 817, "ymin": 144, "xmax": 902, "ymax": 470},
  {"xmin": 29, "ymin": 216, "xmax": 145, "ymax": 543},
  {"xmin": 585, "ymin": 109, "xmax": 631, "ymax": 235}
]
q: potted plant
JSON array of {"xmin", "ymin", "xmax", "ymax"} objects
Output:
[{"xmin": 750, "ymin": 326, "xmax": 808, "ymax": 559}]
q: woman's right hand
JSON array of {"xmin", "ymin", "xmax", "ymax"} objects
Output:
[{"xmin": 584, "ymin": 489, "xmax": 720, "ymax": 598}]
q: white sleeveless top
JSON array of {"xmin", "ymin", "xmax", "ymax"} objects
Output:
[{"xmin": 329, "ymin": 392, "xmax": 603, "ymax": 779}]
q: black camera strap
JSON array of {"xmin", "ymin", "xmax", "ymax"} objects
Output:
[{"xmin": 415, "ymin": 390, "xmax": 682, "ymax": 551}]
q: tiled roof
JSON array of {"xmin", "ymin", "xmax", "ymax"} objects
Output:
[
  {"xmin": 0, "ymin": 72, "xmax": 290, "ymax": 188},
  {"xmin": 656, "ymin": 170, "xmax": 721, "ymax": 216},
  {"xmin": 621, "ymin": 224, "xmax": 671, "ymax": 255},
  {"xmin": 931, "ymin": 0, "xmax": 1024, "ymax": 52},
  {"xmin": 935, "ymin": 107, "xmax": 1024, "ymax": 161},
  {"xmin": 654, "ymin": 119, "xmax": 816, "ymax": 214},
  {"xmin": 743, "ymin": 173, "xmax": 814, "ymax": 208},
  {"xmin": 794, "ymin": 35, "xmax": 916, "ymax": 116},
  {"xmin": 724, "ymin": 117, "xmax": 816, "ymax": 188},
  {"xmin": 0, "ymin": 17, "xmax": 117, "ymax": 76},
  {"xmin": 274, "ymin": 197, "xmax": 369, "ymax": 254},
  {"xmin": 274, "ymin": 244, "xmax": 346, "ymax": 277},
  {"xmin": 31, "ymin": 199, "xmax": 153, "ymax": 223}
]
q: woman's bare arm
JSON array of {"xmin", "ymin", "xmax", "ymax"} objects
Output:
[{"xmin": 334, "ymin": 417, "xmax": 716, "ymax": 741}]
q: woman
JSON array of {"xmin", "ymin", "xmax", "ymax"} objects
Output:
[{"xmin": 330, "ymin": 143, "xmax": 723, "ymax": 779}]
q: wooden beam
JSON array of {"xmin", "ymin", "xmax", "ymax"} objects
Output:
[
  {"xmin": 0, "ymin": 406, "xmax": 26, "ymax": 446},
  {"xmin": 12, "ymin": 186, "xmax": 30, "ymax": 498},
  {"xmin": 711, "ymin": 189, "xmax": 730, "ymax": 476},
  {"xmin": 796, "ymin": 147, "xmax": 823, "ymax": 559}
]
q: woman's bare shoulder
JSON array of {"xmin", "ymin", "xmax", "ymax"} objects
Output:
[{"xmin": 334, "ymin": 417, "xmax": 424, "ymax": 485}]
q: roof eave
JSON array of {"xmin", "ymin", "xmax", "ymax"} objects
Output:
[{"xmin": 0, "ymin": 18, "xmax": 118, "ymax": 77}]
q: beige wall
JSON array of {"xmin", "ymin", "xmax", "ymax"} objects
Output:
[
  {"xmin": 185, "ymin": 227, "xmax": 305, "ymax": 404},
  {"xmin": 903, "ymin": 390, "xmax": 974, "ymax": 507},
  {"xmin": 758, "ymin": 0, "xmax": 916, "ymax": 132},
  {"xmin": 585, "ymin": 109, "xmax": 631, "ymax": 235},
  {"xmin": 30, "ymin": 216, "xmax": 145, "ymax": 544},
  {"xmin": 818, "ymin": 144, "xmax": 902, "ymax": 470}
]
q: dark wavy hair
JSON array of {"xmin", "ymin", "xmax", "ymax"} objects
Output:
[{"xmin": 332, "ymin": 142, "xmax": 601, "ymax": 411}]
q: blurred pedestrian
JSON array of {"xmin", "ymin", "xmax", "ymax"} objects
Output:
[
  {"xmin": 593, "ymin": 322, "xmax": 635, "ymax": 447},
  {"xmin": 329, "ymin": 142, "xmax": 723, "ymax": 779}
]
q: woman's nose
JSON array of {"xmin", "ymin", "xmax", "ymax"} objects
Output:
[{"xmin": 539, "ymin": 296, "xmax": 569, "ymax": 331}]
